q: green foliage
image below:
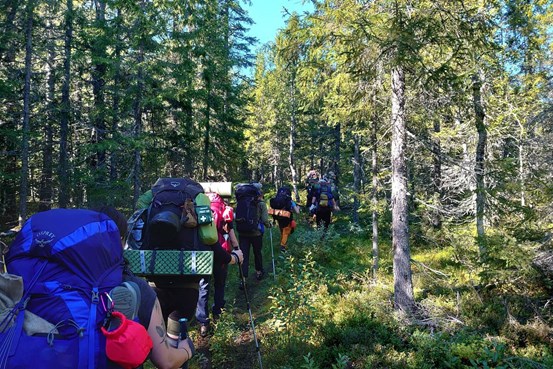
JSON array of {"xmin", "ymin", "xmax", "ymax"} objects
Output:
[{"xmin": 220, "ymin": 217, "xmax": 553, "ymax": 369}]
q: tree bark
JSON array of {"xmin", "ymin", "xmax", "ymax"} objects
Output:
[
  {"xmin": 353, "ymin": 134, "xmax": 361, "ymax": 224},
  {"xmin": 132, "ymin": 1, "xmax": 145, "ymax": 209},
  {"xmin": 90, "ymin": 0, "xmax": 107, "ymax": 204},
  {"xmin": 431, "ymin": 119, "xmax": 442, "ymax": 229},
  {"xmin": 0, "ymin": 0, "xmax": 21, "ymax": 218},
  {"xmin": 333, "ymin": 123, "xmax": 341, "ymax": 186},
  {"xmin": 110, "ymin": 7, "xmax": 122, "ymax": 183},
  {"xmin": 59, "ymin": 0, "xmax": 73, "ymax": 208},
  {"xmin": 472, "ymin": 72, "xmax": 487, "ymax": 258},
  {"xmin": 391, "ymin": 65, "xmax": 414, "ymax": 313},
  {"xmin": 371, "ymin": 108, "xmax": 379, "ymax": 279},
  {"xmin": 202, "ymin": 69, "xmax": 212, "ymax": 181},
  {"xmin": 19, "ymin": 0, "xmax": 35, "ymax": 226},
  {"xmin": 289, "ymin": 78, "xmax": 299, "ymax": 201},
  {"xmin": 39, "ymin": 17, "xmax": 55, "ymax": 212}
]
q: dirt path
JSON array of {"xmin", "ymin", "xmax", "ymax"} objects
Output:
[{"xmin": 191, "ymin": 267, "xmax": 272, "ymax": 369}]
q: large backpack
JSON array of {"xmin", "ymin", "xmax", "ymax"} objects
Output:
[
  {"xmin": 315, "ymin": 181, "xmax": 335, "ymax": 208},
  {"xmin": 0, "ymin": 209, "xmax": 127, "ymax": 369},
  {"xmin": 270, "ymin": 187, "xmax": 292, "ymax": 212},
  {"xmin": 235, "ymin": 184, "xmax": 261, "ymax": 233},
  {"xmin": 144, "ymin": 177, "xmax": 213, "ymax": 250},
  {"xmin": 207, "ymin": 192, "xmax": 234, "ymax": 253},
  {"xmin": 124, "ymin": 178, "xmax": 215, "ymax": 283}
]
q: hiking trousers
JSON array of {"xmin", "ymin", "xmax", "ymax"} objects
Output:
[
  {"xmin": 279, "ymin": 224, "xmax": 293, "ymax": 247},
  {"xmin": 316, "ymin": 208, "xmax": 332, "ymax": 230},
  {"xmin": 195, "ymin": 262, "xmax": 228, "ymax": 323},
  {"xmin": 239, "ymin": 233, "xmax": 264, "ymax": 278}
]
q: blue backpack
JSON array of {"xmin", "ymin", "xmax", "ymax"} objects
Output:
[
  {"xmin": 0, "ymin": 209, "xmax": 125, "ymax": 369},
  {"xmin": 315, "ymin": 181, "xmax": 335, "ymax": 208}
]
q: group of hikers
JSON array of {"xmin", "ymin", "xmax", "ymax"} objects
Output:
[{"xmin": 0, "ymin": 169, "xmax": 340, "ymax": 369}]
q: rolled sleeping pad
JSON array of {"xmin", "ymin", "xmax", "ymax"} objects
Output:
[{"xmin": 199, "ymin": 182, "xmax": 233, "ymax": 197}]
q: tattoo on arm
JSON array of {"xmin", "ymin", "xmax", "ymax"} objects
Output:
[{"xmin": 154, "ymin": 300, "xmax": 169, "ymax": 347}]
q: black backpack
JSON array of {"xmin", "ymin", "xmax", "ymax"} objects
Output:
[
  {"xmin": 235, "ymin": 184, "xmax": 261, "ymax": 233},
  {"xmin": 126, "ymin": 178, "xmax": 211, "ymax": 253},
  {"xmin": 270, "ymin": 187, "xmax": 292, "ymax": 211}
]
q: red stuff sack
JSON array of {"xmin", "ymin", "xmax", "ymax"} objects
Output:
[{"xmin": 101, "ymin": 311, "xmax": 153, "ymax": 369}]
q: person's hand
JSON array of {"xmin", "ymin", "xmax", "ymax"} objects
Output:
[
  {"xmin": 178, "ymin": 337, "xmax": 195, "ymax": 362},
  {"xmin": 309, "ymin": 204, "xmax": 317, "ymax": 213},
  {"xmin": 230, "ymin": 249, "xmax": 244, "ymax": 264},
  {"xmin": 334, "ymin": 205, "xmax": 340, "ymax": 212}
]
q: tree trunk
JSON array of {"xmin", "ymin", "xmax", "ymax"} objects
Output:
[
  {"xmin": 289, "ymin": 79, "xmax": 299, "ymax": 201},
  {"xmin": 371, "ymin": 109, "xmax": 379, "ymax": 279},
  {"xmin": 333, "ymin": 123, "xmax": 341, "ymax": 186},
  {"xmin": 518, "ymin": 121, "xmax": 526, "ymax": 207},
  {"xmin": 352, "ymin": 134, "xmax": 361, "ymax": 224},
  {"xmin": 184, "ymin": 101, "xmax": 194, "ymax": 176},
  {"xmin": 202, "ymin": 70, "xmax": 211, "ymax": 181},
  {"xmin": 59, "ymin": 0, "xmax": 73, "ymax": 208},
  {"xmin": 132, "ymin": 2, "xmax": 145, "ymax": 209},
  {"xmin": 90, "ymin": 0, "xmax": 107, "ymax": 205},
  {"xmin": 19, "ymin": 0, "xmax": 35, "ymax": 226},
  {"xmin": 391, "ymin": 65, "xmax": 414, "ymax": 313},
  {"xmin": 110, "ymin": 7, "xmax": 122, "ymax": 183},
  {"xmin": 39, "ymin": 19, "xmax": 55, "ymax": 212},
  {"xmin": 472, "ymin": 72, "xmax": 487, "ymax": 258},
  {"xmin": 0, "ymin": 0, "xmax": 21, "ymax": 218},
  {"xmin": 431, "ymin": 119, "xmax": 442, "ymax": 229}
]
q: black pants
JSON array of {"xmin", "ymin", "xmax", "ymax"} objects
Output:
[
  {"xmin": 239, "ymin": 233, "xmax": 264, "ymax": 278},
  {"xmin": 316, "ymin": 208, "xmax": 332, "ymax": 230},
  {"xmin": 154, "ymin": 283, "xmax": 199, "ymax": 335}
]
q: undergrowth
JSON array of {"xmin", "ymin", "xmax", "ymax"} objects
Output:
[
  {"xmin": 235, "ymin": 220, "xmax": 553, "ymax": 368},
  {"xmin": 146, "ymin": 217, "xmax": 553, "ymax": 368}
]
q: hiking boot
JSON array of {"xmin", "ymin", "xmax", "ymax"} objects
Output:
[
  {"xmin": 255, "ymin": 270, "xmax": 265, "ymax": 281},
  {"xmin": 199, "ymin": 323, "xmax": 209, "ymax": 337},
  {"xmin": 110, "ymin": 281, "xmax": 140, "ymax": 320},
  {"xmin": 280, "ymin": 245, "xmax": 287, "ymax": 253},
  {"xmin": 108, "ymin": 281, "xmax": 140, "ymax": 330}
]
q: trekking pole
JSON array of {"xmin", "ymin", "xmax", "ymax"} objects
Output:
[
  {"xmin": 269, "ymin": 227, "xmax": 276, "ymax": 281},
  {"xmin": 237, "ymin": 259, "xmax": 263, "ymax": 369}
]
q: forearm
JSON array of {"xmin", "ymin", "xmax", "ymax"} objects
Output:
[
  {"xmin": 148, "ymin": 299, "xmax": 191, "ymax": 369},
  {"xmin": 229, "ymin": 229, "xmax": 239, "ymax": 248}
]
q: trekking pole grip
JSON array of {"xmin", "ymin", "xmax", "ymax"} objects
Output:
[{"xmin": 178, "ymin": 318, "xmax": 188, "ymax": 340}]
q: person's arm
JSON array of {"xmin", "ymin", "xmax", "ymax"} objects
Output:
[
  {"xmin": 211, "ymin": 241, "xmax": 232, "ymax": 264},
  {"xmin": 291, "ymin": 201, "xmax": 300, "ymax": 214},
  {"xmin": 227, "ymin": 228, "xmax": 243, "ymax": 263},
  {"xmin": 228, "ymin": 228, "xmax": 239, "ymax": 249},
  {"xmin": 148, "ymin": 298, "xmax": 194, "ymax": 369}
]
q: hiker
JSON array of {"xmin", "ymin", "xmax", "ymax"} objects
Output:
[
  {"xmin": 269, "ymin": 186, "xmax": 300, "ymax": 252},
  {"xmin": 1, "ymin": 207, "xmax": 193, "ymax": 369},
  {"xmin": 126, "ymin": 178, "xmax": 241, "ymax": 350},
  {"xmin": 195, "ymin": 193, "xmax": 243, "ymax": 337},
  {"xmin": 95, "ymin": 206, "xmax": 195, "ymax": 369},
  {"xmin": 235, "ymin": 183, "xmax": 271, "ymax": 287},
  {"xmin": 305, "ymin": 169, "xmax": 320, "ymax": 209},
  {"xmin": 310, "ymin": 172, "xmax": 340, "ymax": 230}
]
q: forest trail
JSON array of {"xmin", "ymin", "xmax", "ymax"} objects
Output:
[{"xmin": 192, "ymin": 248, "xmax": 276, "ymax": 369}]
